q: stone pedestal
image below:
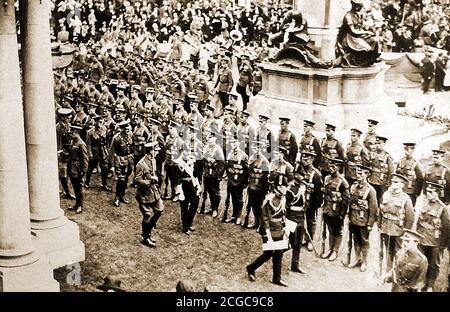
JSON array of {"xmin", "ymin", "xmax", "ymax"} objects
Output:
[
  {"xmin": 20, "ymin": 0, "xmax": 85, "ymax": 270},
  {"xmin": 249, "ymin": 62, "xmax": 397, "ymax": 131},
  {"xmin": 296, "ymin": 0, "xmax": 350, "ymax": 61}
]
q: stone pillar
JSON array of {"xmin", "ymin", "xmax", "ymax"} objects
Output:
[
  {"xmin": 20, "ymin": 0, "xmax": 84, "ymax": 270},
  {"xmin": 297, "ymin": 0, "xmax": 350, "ymax": 61},
  {"xmin": 0, "ymin": 0, "xmax": 59, "ymax": 292}
]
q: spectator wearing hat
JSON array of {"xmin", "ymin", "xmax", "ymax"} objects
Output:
[
  {"xmin": 368, "ymin": 135, "xmax": 394, "ymax": 205},
  {"xmin": 396, "ymin": 142, "xmax": 424, "ymax": 206},
  {"xmin": 57, "ymin": 108, "xmax": 76, "ymax": 200},
  {"xmin": 416, "ymin": 182, "xmax": 450, "ymax": 292},
  {"xmin": 134, "ymin": 141, "xmax": 164, "ymax": 248},
  {"xmin": 320, "ymin": 123, "xmax": 345, "ymax": 178},
  {"xmin": 67, "ymin": 124, "xmax": 89, "ymax": 214},
  {"xmin": 299, "ymin": 120, "xmax": 322, "ymax": 168},
  {"xmin": 214, "ymin": 57, "xmax": 234, "ymax": 111},
  {"xmin": 435, "ymin": 52, "xmax": 446, "ymax": 92},
  {"xmin": 85, "ymin": 115, "xmax": 112, "ymax": 192},
  {"xmin": 347, "ymin": 164, "xmax": 378, "ymax": 271},
  {"xmin": 378, "ymin": 173, "xmax": 415, "ymax": 273},
  {"xmin": 111, "ymin": 120, "xmax": 134, "ymax": 207},
  {"xmin": 345, "ymin": 128, "xmax": 370, "ymax": 188},
  {"xmin": 383, "ymin": 229, "xmax": 428, "ymax": 292},
  {"xmin": 420, "ymin": 51, "xmax": 435, "ymax": 94},
  {"xmin": 424, "ymin": 149, "xmax": 450, "ymax": 204},
  {"xmin": 277, "ymin": 117, "xmax": 298, "ymax": 166},
  {"xmin": 321, "ymin": 158, "xmax": 350, "ymax": 262}
]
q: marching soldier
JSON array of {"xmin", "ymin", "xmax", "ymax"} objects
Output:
[
  {"xmin": 383, "ymin": 229, "xmax": 428, "ymax": 292},
  {"xmin": 363, "ymin": 119, "xmax": 379, "ymax": 150},
  {"xmin": 347, "ymin": 164, "xmax": 378, "ymax": 271},
  {"xmin": 134, "ymin": 141, "xmax": 164, "ymax": 248},
  {"xmin": 85, "ymin": 115, "xmax": 112, "ymax": 191},
  {"xmin": 214, "ymin": 57, "xmax": 233, "ymax": 110},
  {"xmin": 132, "ymin": 114, "xmax": 151, "ymax": 170},
  {"xmin": 255, "ymin": 115, "xmax": 272, "ymax": 161},
  {"xmin": 321, "ymin": 158, "xmax": 350, "ymax": 261},
  {"xmin": 202, "ymin": 129, "xmax": 226, "ymax": 218},
  {"xmin": 242, "ymin": 141, "xmax": 270, "ymax": 229},
  {"xmin": 110, "ymin": 120, "xmax": 134, "ymax": 207},
  {"xmin": 72, "ymin": 101, "xmax": 90, "ymax": 141},
  {"xmin": 368, "ymin": 135, "xmax": 395, "ymax": 204},
  {"xmin": 297, "ymin": 151, "xmax": 324, "ymax": 252},
  {"xmin": 246, "ymin": 185, "xmax": 290, "ymax": 287},
  {"xmin": 378, "ymin": 173, "xmax": 415, "ymax": 273},
  {"xmin": 320, "ymin": 123, "xmax": 345, "ymax": 178},
  {"xmin": 277, "ymin": 117, "xmax": 298, "ymax": 166},
  {"xmin": 67, "ymin": 124, "xmax": 89, "ymax": 214},
  {"xmin": 224, "ymin": 138, "xmax": 249, "ymax": 225},
  {"xmin": 424, "ymin": 149, "xmax": 450, "ymax": 204},
  {"xmin": 157, "ymin": 93, "xmax": 174, "ymax": 140},
  {"xmin": 56, "ymin": 108, "xmax": 76, "ymax": 200},
  {"xmin": 416, "ymin": 182, "xmax": 450, "ymax": 291},
  {"xmin": 345, "ymin": 128, "xmax": 369, "ymax": 187},
  {"xmin": 299, "ymin": 119, "xmax": 322, "ymax": 168},
  {"xmin": 396, "ymin": 142, "xmax": 424, "ymax": 206},
  {"xmin": 163, "ymin": 121, "xmax": 184, "ymax": 200}
]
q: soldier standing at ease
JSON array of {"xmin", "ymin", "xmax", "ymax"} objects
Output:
[
  {"xmin": 368, "ymin": 135, "xmax": 394, "ymax": 204},
  {"xmin": 363, "ymin": 119, "xmax": 378, "ymax": 150},
  {"xmin": 416, "ymin": 182, "xmax": 450, "ymax": 292},
  {"xmin": 255, "ymin": 115, "xmax": 272, "ymax": 161},
  {"xmin": 424, "ymin": 149, "xmax": 450, "ymax": 204},
  {"xmin": 378, "ymin": 173, "xmax": 415, "ymax": 273},
  {"xmin": 246, "ymin": 185, "xmax": 290, "ymax": 287},
  {"xmin": 236, "ymin": 110, "xmax": 255, "ymax": 159},
  {"xmin": 110, "ymin": 120, "xmax": 134, "ymax": 207},
  {"xmin": 56, "ymin": 108, "xmax": 76, "ymax": 200},
  {"xmin": 383, "ymin": 229, "xmax": 428, "ymax": 292},
  {"xmin": 396, "ymin": 142, "xmax": 424, "ymax": 206},
  {"xmin": 320, "ymin": 123, "xmax": 345, "ymax": 178},
  {"xmin": 345, "ymin": 128, "xmax": 369, "ymax": 188},
  {"xmin": 85, "ymin": 115, "xmax": 112, "ymax": 191},
  {"xmin": 299, "ymin": 120, "xmax": 322, "ymax": 168},
  {"xmin": 67, "ymin": 124, "xmax": 89, "ymax": 214},
  {"xmin": 321, "ymin": 158, "xmax": 350, "ymax": 261},
  {"xmin": 268, "ymin": 147, "xmax": 294, "ymax": 191},
  {"xmin": 277, "ymin": 117, "xmax": 297, "ymax": 166},
  {"xmin": 134, "ymin": 141, "xmax": 164, "ymax": 248},
  {"xmin": 347, "ymin": 165, "xmax": 378, "ymax": 271}
]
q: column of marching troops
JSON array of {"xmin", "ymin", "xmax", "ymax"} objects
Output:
[{"xmin": 54, "ymin": 67, "xmax": 450, "ymax": 292}]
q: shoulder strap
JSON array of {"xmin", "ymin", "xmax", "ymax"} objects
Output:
[{"xmin": 363, "ymin": 186, "xmax": 371, "ymax": 200}]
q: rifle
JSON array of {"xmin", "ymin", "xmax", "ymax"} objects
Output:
[
  {"xmin": 320, "ymin": 210, "xmax": 327, "ymax": 256},
  {"xmin": 343, "ymin": 224, "xmax": 353, "ymax": 267}
]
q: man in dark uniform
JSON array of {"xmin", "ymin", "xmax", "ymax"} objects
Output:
[
  {"xmin": 363, "ymin": 119, "xmax": 378, "ymax": 150},
  {"xmin": 396, "ymin": 142, "xmax": 424, "ymax": 206},
  {"xmin": 255, "ymin": 115, "xmax": 272, "ymax": 161},
  {"xmin": 383, "ymin": 229, "xmax": 428, "ymax": 292},
  {"xmin": 67, "ymin": 124, "xmax": 89, "ymax": 214},
  {"xmin": 110, "ymin": 120, "xmax": 134, "ymax": 207},
  {"xmin": 134, "ymin": 141, "xmax": 164, "ymax": 248},
  {"xmin": 132, "ymin": 114, "xmax": 150, "ymax": 171},
  {"xmin": 221, "ymin": 107, "xmax": 238, "ymax": 158},
  {"xmin": 85, "ymin": 115, "xmax": 112, "ymax": 191},
  {"xmin": 347, "ymin": 164, "xmax": 378, "ymax": 271},
  {"xmin": 236, "ymin": 110, "xmax": 255, "ymax": 158},
  {"xmin": 345, "ymin": 128, "xmax": 369, "ymax": 188},
  {"xmin": 299, "ymin": 119, "xmax": 322, "ymax": 168},
  {"xmin": 420, "ymin": 51, "xmax": 434, "ymax": 94},
  {"xmin": 416, "ymin": 182, "xmax": 450, "ymax": 291},
  {"xmin": 242, "ymin": 141, "xmax": 270, "ymax": 229},
  {"xmin": 321, "ymin": 158, "xmax": 350, "ymax": 261},
  {"xmin": 56, "ymin": 107, "xmax": 76, "ymax": 200},
  {"xmin": 368, "ymin": 135, "xmax": 395, "ymax": 205},
  {"xmin": 224, "ymin": 138, "xmax": 249, "ymax": 225},
  {"xmin": 268, "ymin": 147, "xmax": 294, "ymax": 191},
  {"xmin": 424, "ymin": 149, "xmax": 450, "ymax": 204},
  {"xmin": 378, "ymin": 173, "xmax": 415, "ymax": 273},
  {"xmin": 214, "ymin": 57, "xmax": 233, "ymax": 110},
  {"xmin": 277, "ymin": 117, "xmax": 297, "ymax": 166},
  {"xmin": 320, "ymin": 123, "xmax": 345, "ymax": 178},
  {"xmin": 246, "ymin": 185, "xmax": 289, "ymax": 287}
]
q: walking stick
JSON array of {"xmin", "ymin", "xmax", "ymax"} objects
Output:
[{"xmin": 303, "ymin": 217, "xmax": 321, "ymax": 258}]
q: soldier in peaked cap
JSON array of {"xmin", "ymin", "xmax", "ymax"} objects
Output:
[
  {"xmin": 299, "ymin": 119, "xmax": 322, "ymax": 168},
  {"xmin": 255, "ymin": 115, "xmax": 272, "ymax": 161},
  {"xmin": 378, "ymin": 173, "xmax": 415, "ymax": 274},
  {"xmin": 134, "ymin": 141, "xmax": 164, "ymax": 248},
  {"xmin": 368, "ymin": 135, "xmax": 394, "ymax": 205},
  {"xmin": 383, "ymin": 229, "xmax": 428, "ymax": 292},
  {"xmin": 57, "ymin": 108, "xmax": 76, "ymax": 200},
  {"xmin": 363, "ymin": 119, "xmax": 379, "ymax": 150},
  {"xmin": 320, "ymin": 123, "xmax": 345, "ymax": 178},
  {"xmin": 395, "ymin": 142, "xmax": 424, "ymax": 206},
  {"xmin": 132, "ymin": 114, "xmax": 151, "ymax": 172},
  {"xmin": 237, "ymin": 110, "xmax": 256, "ymax": 158},
  {"xmin": 162, "ymin": 120, "xmax": 184, "ymax": 201},
  {"xmin": 345, "ymin": 127, "xmax": 369, "ymax": 188},
  {"xmin": 424, "ymin": 149, "xmax": 450, "ymax": 204},
  {"xmin": 277, "ymin": 117, "xmax": 298, "ymax": 166},
  {"xmin": 111, "ymin": 120, "xmax": 134, "ymax": 207}
]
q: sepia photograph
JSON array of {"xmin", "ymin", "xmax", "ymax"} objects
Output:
[{"xmin": 0, "ymin": 0, "xmax": 449, "ymax": 295}]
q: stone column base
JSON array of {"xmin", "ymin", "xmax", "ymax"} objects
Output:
[
  {"xmin": 0, "ymin": 257, "xmax": 59, "ymax": 291},
  {"xmin": 32, "ymin": 219, "xmax": 85, "ymax": 270}
]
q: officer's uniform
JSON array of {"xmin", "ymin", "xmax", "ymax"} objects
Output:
[
  {"xmin": 348, "ymin": 179, "xmax": 378, "ymax": 267},
  {"xmin": 134, "ymin": 150, "xmax": 164, "ymax": 246},
  {"xmin": 225, "ymin": 147, "xmax": 249, "ymax": 223},
  {"xmin": 416, "ymin": 189, "xmax": 450, "ymax": 290},
  {"xmin": 67, "ymin": 127, "xmax": 89, "ymax": 210},
  {"xmin": 85, "ymin": 122, "xmax": 111, "ymax": 189},
  {"xmin": 277, "ymin": 128, "xmax": 298, "ymax": 166},
  {"xmin": 396, "ymin": 153, "xmax": 424, "ymax": 206},
  {"xmin": 56, "ymin": 113, "xmax": 74, "ymax": 198},
  {"xmin": 379, "ymin": 181, "xmax": 415, "ymax": 272}
]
